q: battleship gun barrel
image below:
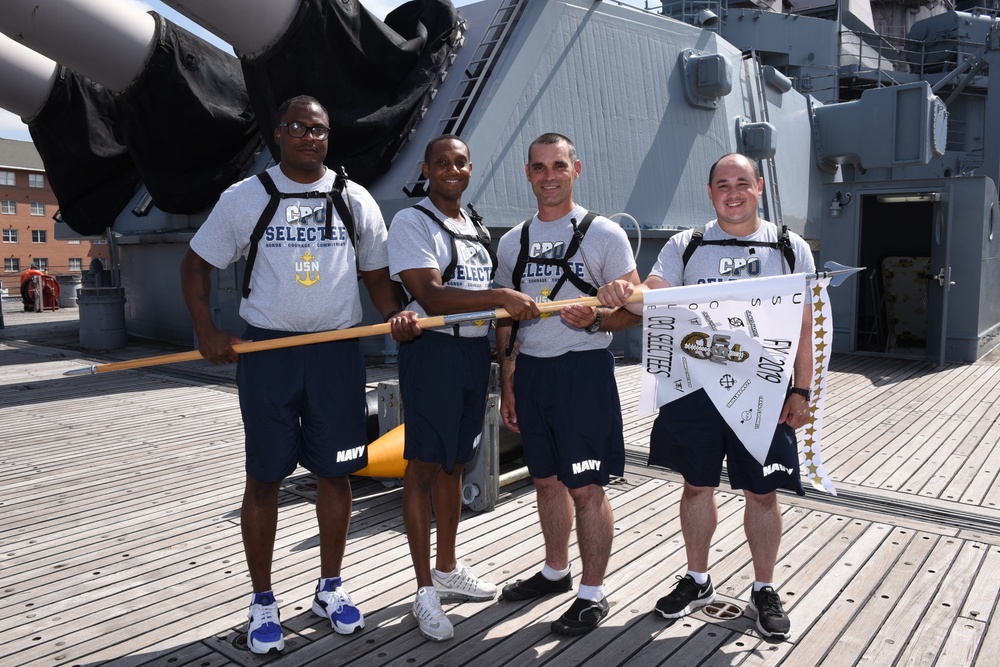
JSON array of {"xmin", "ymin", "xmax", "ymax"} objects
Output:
[
  {"xmin": 0, "ymin": 0, "xmax": 260, "ymax": 223},
  {"xmin": 159, "ymin": 0, "xmax": 298, "ymax": 57},
  {"xmin": 0, "ymin": 34, "xmax": 58, "ymax": 120},
  {"xmin": 0, "ymin": 0, "xmax": 154, "ymax": 93}
]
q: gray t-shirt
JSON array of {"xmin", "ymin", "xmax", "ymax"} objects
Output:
[
  {"xmin": 495, "ymin": 205, "xmax": 636, "ymax": 357},
  {"xmin": 650, "ymin": 219, "xmax": 815, "ymax": 286},
  {"xmin": 388, "ymin": 198, "xmax": 493, "ymax": 338},
  {"xmin": 190, "ymin": 164, "xmax": 388, "ymax": 332}
]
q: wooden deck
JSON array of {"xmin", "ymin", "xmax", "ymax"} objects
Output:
[{"xmin": 1, "ymin": 304, "xmax": 998, "ymax": 666}]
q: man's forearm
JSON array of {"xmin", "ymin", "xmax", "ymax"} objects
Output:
[
  {"xmin": 596, "ymin": 305, "xmax": 642, "ymax": 332},
  {"xmin": 495, "ymin": 321, "xmax": 517, "ymax": 385}
]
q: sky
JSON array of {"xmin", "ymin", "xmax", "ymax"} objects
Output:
[{"xmin": 0, "ymin": 0, "xmax": 477, "ymax": 141}]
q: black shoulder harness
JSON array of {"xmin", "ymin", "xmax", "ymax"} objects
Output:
[
  {"xmin": 510, "ymin": 210, "xmax": 599, "ymax": 298},
  {"xmin": 681, "ymin": 223, "xmax": 796, "ymax": 274},
  {"xmin": 411, "ymin": 203, "xmax": 496, "ymax": 284},
  {"xmin": 506, "ymin": 210, "xmax": 600, "ymax": 354},
  {"xmin": 242, "ymin": 168, "xmax": 357, "ymax": 299}
]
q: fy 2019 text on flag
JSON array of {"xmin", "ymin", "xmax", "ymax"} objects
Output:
[{"xmin": 640, "ymin": 273, "xmax": 807, "ymax": 466}]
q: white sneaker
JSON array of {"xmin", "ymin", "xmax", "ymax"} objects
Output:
[
  {"xmin": 412, "ymin": 587, "xmax": 454, "ymax": 641},
  {"xmin": 432, "ymin": 563, "xmax": 497, "ymax": 602},
  {"xmin": 311, "ymin": 577, "xmax": 365, "ymax": 634},
  {"xmin": 246, "ymin": 591, "xmax": 284, "ymax": 654}
]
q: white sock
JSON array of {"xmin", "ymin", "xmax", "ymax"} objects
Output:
[
  {"xmin": 753, "ymin": 581, "xmax": 774, "ymax": 592},
  {"xmin": 541, "ymin": 563, "xmax": 571, "ymax": 581},
  {"xmin": 432, "ymin": 566, "xmax": 458, "ymax": 577},
  {"xmin": 686, "ymin": 570, "xmax": 709, "ymax": 585},
  {"xmin": 578, "ymin": 584, "xmax": 605, "ymax": 602}
]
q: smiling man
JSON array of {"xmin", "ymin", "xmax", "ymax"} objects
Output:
[
  {"xmin": 494, "ymin": 133, "xmax": 640, "ymax": 636},
  {"xmin": 180, "ymin": 95, "xmax": 416, "ymax": 654},
  {"xmin": 386, "ymin": 134, "xmax": 538, "ymax": 641},
  {"xmin": 596, "ymin": 152, "xmax": 815, "ymax": 640}
]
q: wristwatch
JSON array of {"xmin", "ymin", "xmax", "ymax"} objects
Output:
[
  {"xmin": 585, "ymin": 309, "xmax": 603, "ymax": 333},
  {"xmin": 789, "ymin": 387, "xmax": 811, "ymax": 400}
]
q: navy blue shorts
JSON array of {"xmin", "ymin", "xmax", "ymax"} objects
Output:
[
  {"xmin": 649, "ymin": 389, "xmax": 804, "ymax": 496},
  {"xmin": 399, "ymin": 331, "xmax": 490, "ymax": 473},
  {"xmin": 237, "ymin": 325, "xmax": 367, "ymax": 483},
  {"xmin": 513, "ymin": 349, "xmax": 625, "ymax": 488}
]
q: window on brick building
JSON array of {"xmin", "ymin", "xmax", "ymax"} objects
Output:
[
  {"xmin": 29, "ymin": 173, "xmax": 44, "ymax": 188},
  {"xmin": 0, "ymin": 171, "xmax": 14, "ymax": 186},
  {"xmin": 30, "ymin": 202, "xmax": 45, "ymax": 216},
  {"xmin": 32, "ymin": 230, "xmax": 47, "ymax": 243},
  {"xmin": 4, "ymin": 258, "xmax": 20, "ymax": 272},
  {"xmin": 2, "ymin": 229, "xmax": 17, "ymax": 243},
  {"xmin": 1, "ymin": 201, "xmax": 16, "ymax": 214},
  {"xmin": 68, "ymin": 258, "xmax": 83, "ymax": 272}
]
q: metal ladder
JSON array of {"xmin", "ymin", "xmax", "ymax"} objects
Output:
[
  {"xmin": 439, "ymin": 0, "xmax": 528, "ymax": 138},
  {"xmin": 403, "ymin": 0, "xmax": 529, "ymax": 197}
]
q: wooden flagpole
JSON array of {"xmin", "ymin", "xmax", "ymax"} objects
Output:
[{"xmin": 63, "ymin": 293, "xmax": 644, "ymax": 376}]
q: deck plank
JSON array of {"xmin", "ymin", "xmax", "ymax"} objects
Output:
[
  {"xmin": 893, "ymin": 537, "xmax": 987, "ymax": 665},
  {"xmin": 2, "ymin": 308, "xmax": 1000, "ymax": 666},
  {"xmin": 837, "ymin": 534, "xmax": 963, "ymax": 666},
  {"xmin": 796, "ymin": 525, "xmax": 933, "ymax": 666}
]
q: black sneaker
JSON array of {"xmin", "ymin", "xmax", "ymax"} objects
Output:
[
  {"xmin": 654, "ymin": 574, "xmax": 715, "ymax": 619},
  {"xmin": 501, "ymin": 571, "xmax": 573, "ymax": 601},
  {"xmin": 550, "ymin": 596, "xmax": 609, "ymax": 635},
  {"xmin": 746, "ymin": 586, "xmax": 790, "ymax": 638}
]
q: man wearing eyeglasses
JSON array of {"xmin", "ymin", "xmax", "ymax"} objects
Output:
[{"xmin": 180, "ymin": 95, "xmax": 417, "ymax": 654}]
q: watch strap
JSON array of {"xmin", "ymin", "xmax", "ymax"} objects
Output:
[{"xmin": 586, "ymin": 310, "xmax": 602, "ymax": 333}]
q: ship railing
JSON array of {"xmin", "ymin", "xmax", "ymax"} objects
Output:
[
  {"xmin": 946, "ymin": 116, "xmax": 971, "ymax": 155},
  {"xmin": 763, "ymin": 25, "xmax": 986, "ymax": 103},
  {"xmin": 839, "ymin": 28, "xmax": 989, "ymax": 83},
  {"xmin": 958, "ymin": 154, "xmax": 984, "ymax": 177},
  {"xmin": 788, "ymin": 67, "xmax": 841, "ymax": 99},
  {"xmin": 645, "ymin": 0, "xmax": 725, "ymax": 30},
  {"xmin": 959, "ymin": 6, "xmax": 1000, "ymax": 19}
]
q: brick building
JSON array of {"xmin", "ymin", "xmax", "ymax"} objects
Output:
[{"xmin": 0, "ymin": 137, "xmax": 108, "ymax": 296}]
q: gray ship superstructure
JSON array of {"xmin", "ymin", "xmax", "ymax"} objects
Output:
[{"xmin": 0, "ymin": 0, "xmax": 995, "ymax": 363}]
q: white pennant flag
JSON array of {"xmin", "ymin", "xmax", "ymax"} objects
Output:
[{"xmin": 640, "ymin": 273, "xmax": 808, "ymax": 465}]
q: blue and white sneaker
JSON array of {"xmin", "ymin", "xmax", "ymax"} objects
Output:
[
  {"xmin": 246, "ymin": 591, "xmax": 284, "ymax": 654},
  {"xmin": 312, "ymin": 577, "xmax": 365, "ymax": 634}
]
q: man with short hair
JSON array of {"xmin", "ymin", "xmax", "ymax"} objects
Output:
[
  {"xmin": 180, "ymin": 95, "xmax": 416, "ymax": 654},
  {"xmin": 387, "ymin": 134, "xmax": 539, "ymax": 641},
  {"xmin": 494, "ymin": 132, "xmax": 640, "ymax": 635},
  {"xmin": 597, "ymin": 152, "xmax": 815, "ymax": 639}
]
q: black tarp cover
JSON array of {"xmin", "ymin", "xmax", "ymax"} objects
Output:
[
  {"xmin": 241, "ymin": 0, "xmax": 460, "ymax": 186},
  {"xmin": 27, "ymin": 69, "xmax": 140, "ymax": 236},
  {"xmin": 112, "ymin": 12, "xmax": 261, "ymax": 215}
]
